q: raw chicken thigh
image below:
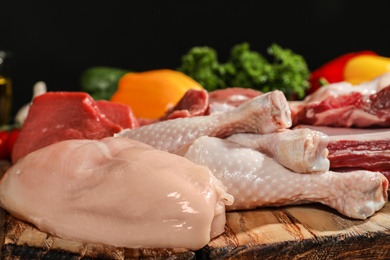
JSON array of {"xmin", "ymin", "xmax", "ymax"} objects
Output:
[
  {"xmin": 0, "ymin": 137, "xmax": 233, "ymax": 250},
  {"xmin": 116, "ymin": 90, "xmax": 292, "ymax": 152},
  {"xmin": 180, "ymin": 136, "xmax": 388, "ymax": 220}
]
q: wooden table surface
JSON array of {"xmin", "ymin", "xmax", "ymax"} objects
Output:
[{"xmin": 2, "ymin": 201, "xmax": 390, "ymax": 260}]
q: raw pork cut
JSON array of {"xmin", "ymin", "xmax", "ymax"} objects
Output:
[
  {"xmin": 294, "ymin": 125, "xmax": 390, "ymax": 186},
  {"xmin": 181, "ymin": 136, "xmax": 388, "ymax": 220},
  {"xmin": 0, "ymin": 137, "xmax": 233, "ymax": 250},
  {"xmin": 208, "ymin": 87, "xmax": 263, "ymax": 107},
  {"xmin": 226, "ymin": 128, "xmax": 330, "ymax": 174},
  {"xmin": 138, "ymin": 89, "xmax": 210, "ymax": 126},
  {"xmin": 294, "ymin": 124, "xmax": 390, "ymax": 135},
  {"xmin": 290, "ymin": 73, "xmax": 390, "ymax": 127},
  {"xmin": 208, "ymin": 87, "xmax": 263, "ymax": 114},
  {"xmin": 11, "ymin": 92, "xmax": 138, "ymax": 164},
  {"xmin": 327, "ymin": 131, "xmax": 390, "ymax": 171},
  {"xmin": 161, "ymin": 89, "xmax": 209, "ymax": 120},
  {"xmin": 116, "ymin": 90, "xmax": 292, "ymax": 152}
]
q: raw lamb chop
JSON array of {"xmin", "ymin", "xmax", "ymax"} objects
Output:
[
  {"xmin": 0, "ymin": 137, "xmax": 233, "ymax": 250},
  {"xmin": 116, "ymin": 90, "xmax": 292, "ymax": 152},
  {"xmin": 180, "ymin": 136, "xmax": 388, "ymax": 220},
  {"xmin": 226, "ymin": 128, "xmax": 330, "ymax": 174},
  {"xmin": 11, "ymin": 92, "xmax": 139, "ymax": 164},
  {"xmin": 290, "ymin": 72, "xmax": 390, "ymax": 128}
]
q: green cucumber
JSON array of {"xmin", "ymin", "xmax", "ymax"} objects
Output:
[{"xmin": 80, "ymin": 66, "xmax": 130, "ymax": 100}]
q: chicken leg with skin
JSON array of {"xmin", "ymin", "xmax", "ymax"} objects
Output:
[
  {"xmin": 226, "ymin": 128, "xmax": 330, "ymax": 174},
  {"xmin": 180, "ymin": 136, "xmax": 388, "ymax": 220},
  {"xmin": 116, "ymin": 90, "xmax": 292, "ymax": 152}
]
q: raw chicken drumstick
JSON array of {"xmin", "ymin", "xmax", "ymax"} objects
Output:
[
  {"xmin": 180, "ymin": 136, "xmax": 388, "ymax": 220},
  {"xmin": 116, "ymin": 90, "xmax": 292, "ymax": 152},
  {"xmin": 226, "ymin": 128, "xmax": 330, "ymax": 174}
]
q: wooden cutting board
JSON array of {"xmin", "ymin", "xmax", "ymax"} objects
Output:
[
  {"xmin": 203, "ymin": 202, "xmax": 390, "ymax": 259},
  {"xmin": 2, "ymin": 202, "xmax": 390, "ymax": 259}
]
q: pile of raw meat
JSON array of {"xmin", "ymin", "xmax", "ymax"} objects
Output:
[{"xmin": 0, "ymin": 73, "xmax": 389, "ymax": 250}]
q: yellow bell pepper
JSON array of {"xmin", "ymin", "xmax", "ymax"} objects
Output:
[
  {"xmin": 110, "ymin": 69, "xmax": 204, "ymax": 119},
  {"xmin": 344, "ymin": 55, "xmax": 390, "ymax": 85}
]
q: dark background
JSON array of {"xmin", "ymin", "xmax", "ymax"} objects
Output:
[{"xmin": 1, "ymin": 0, "xmax": 390, "ymax": 118}]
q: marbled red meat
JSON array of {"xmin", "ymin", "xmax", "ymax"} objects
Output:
[
  {"xmin": 370, "ymin": 84, "xmax": 390, "ymax": 118},
  {"xmin": 96, "ymin": 100, "xmax": 139, "ymax": 129},
  {"xmin": 294, "ymin": 125, "xmax": 390, "ymax": 187},
  {"xmin": 137, "ymin": 89, "xmax": 209, "ymax": 126},
  {"xmin": 161, "ymin": 89, "xmax": 209, "ymax": 120},
  {"xmin": 12, "ymin": 92, "xmax": 138, "ymax": 163},
  {"xmin": 139, "ymin": 87, "xmax": 263, "ymax": 126},
  {"xmin": 325, "ymin": 129, "xmax": 390, "ymax": 172},
  {"xmin": 291, "ymin": 73, "xmax": 390, "ymax": 127}
]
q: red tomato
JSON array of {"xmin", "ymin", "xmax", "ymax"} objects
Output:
[
  {"xmin": 0, "ymin": 131, "xmax": 9, "ymax": 159},
  {"xmin": 0, "ymin": 128, "xmax": 20, "ymax": 161},
  {"xmin": 6, "ymin": 129, "xmax": 19, "ymax": 160}
]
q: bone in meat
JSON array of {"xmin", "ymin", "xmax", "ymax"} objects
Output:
[
  {"xmin": 294, "ymin": 125, "xmax": 390, "ymax": 178},
  {"xmin": 290, "ymin": 72, "xmax": 390, "ymax": 128},
  {"xmin": 0, "ymin": 137, "xmax": 233, "ymax": 250},
  {"xmin": 226, "ymin": 128, "xmax": 330, "ymax": 174},
  {"xmin": 321, "ymin": 129, "xmax": 390, "ymax": 178},
  {"xmin": 181, "ymin": 136, "xmax": 388, "ymax": 220},
  {"xmin": 116, "ymin": 90, "xmax": 292, "ymax": 152}
]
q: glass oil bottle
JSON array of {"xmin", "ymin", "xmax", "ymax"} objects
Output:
[{"xmin": 0, "ymin": 50, "xmax": 12, "ymax": 125}]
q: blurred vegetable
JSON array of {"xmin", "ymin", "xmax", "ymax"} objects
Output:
[
  {"xmin": 344, "ymin": 54, "xmax": 390, "ymax": 85},
  {"xmin": 110, "ymin": 69, "xmax": 204, "ymax": 119},
  {"xmin": 308, "ymin": 51, "xmax": 377, "ymax": 95},
  {"xmin": 177, "ymin": 42, "xmax": 310, "ymax": 100},
  {"xmin": 15, "ymin": 81, "xmax": 47, "ymax": 126},
  {"xmin": 176, "ymin": 46, "xmax": 232, "ymax": 91},
  {"xmin": 80, "ymin": 66, "xmax": 130, "ymax": 100},
  {"xmin": 0, "ymin": 127, "xmax": 20, "ymax": 160}
]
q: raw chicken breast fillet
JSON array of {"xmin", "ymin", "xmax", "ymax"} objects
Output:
[
  {"xmin": 181, "ymin": 136, "xmax": 388, "ymax": 220},
  {"xmin": 0, "ymin": 137, "xmax": 233, "ymax": 250}
]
